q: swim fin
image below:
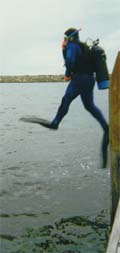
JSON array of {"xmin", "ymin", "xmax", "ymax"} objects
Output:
[
  {"xmin": 101, "ymin": 129, "xmax": 109, "ymax": 168},
  {"xmin": 20, "ymin": 116, "xmax": 58, "ymax": 130}
]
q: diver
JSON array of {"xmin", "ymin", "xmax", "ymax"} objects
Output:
[
  {"xmin": 41, "ymin": 28, "xmax": 109, "ymax": 167},
  {"xmin": 21, "ymin": 28, "xmax": 109, "ymax": 167}
]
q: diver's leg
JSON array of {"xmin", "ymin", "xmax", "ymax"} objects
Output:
[
  {"xmin": 80, "ymin": 75, "xmax": 109, "ymax": 167},
  {"xmin": 80, "ymin": 75, "xmax": 109, "ymax": 131},
  {"xmin": 51, "ymin": 80, "xmax": 79, "ymax": 128}
]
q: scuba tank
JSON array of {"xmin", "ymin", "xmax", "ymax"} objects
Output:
[{"xmin": 86, "ymin": 38, "xmax": 110, "ymax": 89}]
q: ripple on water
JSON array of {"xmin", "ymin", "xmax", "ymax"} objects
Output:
[{"xmin": 5, "ymin": 166, "xmax": 21, "ymax": 171}]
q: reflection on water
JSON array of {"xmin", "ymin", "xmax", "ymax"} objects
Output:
[
  {"xmin": 0, "ymin": 83, "xmax": 110, "ymax": 253},
  {"xmin": 1, "ymin": 213, "xmax": 110, "ymax": 253}
]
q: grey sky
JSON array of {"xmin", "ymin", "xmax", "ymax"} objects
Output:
[{"xmin": 0, "ymin": 0, "xmax": 120, "ymax": 75}]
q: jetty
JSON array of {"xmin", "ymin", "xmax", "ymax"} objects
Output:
[
  {"xmin": 0, "ymin": 74, "xmax": 64, "ymax": 83},
  {"xmin": 106, "ymin": 52, "xmax": 120, "ymax": 252}
]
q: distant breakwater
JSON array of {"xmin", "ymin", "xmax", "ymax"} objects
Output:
[
  {"xmin": 0, "ymin": 74, "xmax": 111, "ymax": 83},
  {"xmin": 0, "ymin": 75, "xmax": 64, "ymax": 83}
]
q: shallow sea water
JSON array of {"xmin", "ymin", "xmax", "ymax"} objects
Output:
[{"xmin": 0, "ymin": 82, "xmax": 110, "ymax": 252}]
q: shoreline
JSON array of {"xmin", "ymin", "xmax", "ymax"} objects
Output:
[
  {"xmin": 0, "ymin": 75, "xmax": 64, "ymax": 83},
  {"xmin": 0, "ymin": 74, "xmax": 111, "ymax": 83}
]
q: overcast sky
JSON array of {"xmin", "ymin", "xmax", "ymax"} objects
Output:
[{"xmin": 0, "ymin": 0, "xmax": 120, "ymax": 75}]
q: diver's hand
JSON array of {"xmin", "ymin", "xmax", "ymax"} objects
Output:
[{"xmin": 64, "ymin": 76, "xmax": 71, "ymax": 81}]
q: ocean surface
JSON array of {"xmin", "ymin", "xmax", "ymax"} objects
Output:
[{"xmin": 0, "ymin": 82, "xmax": 110, "ymax": 253}]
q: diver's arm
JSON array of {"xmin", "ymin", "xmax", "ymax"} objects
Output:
[{"xmin": 65, "ymin": 43, "xmax": 77, "ymax": 77}]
